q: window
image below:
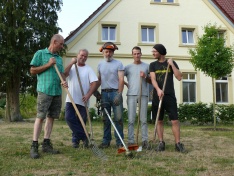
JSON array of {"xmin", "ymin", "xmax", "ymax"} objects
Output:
[
  {"xmin": 182, "ymin": 29, "xmax": 194, "ymax": 44},
  {"xmin": 141, "ymin": 27, "xmax": 155, "ymax": 43},
  {"xmin": 98, "ymin": 22, "xmax": 120, "ymax": 44},
  {"xmin": 102, "ymin": 26, "xmax": 116, "ymax": 42},
  {"xmin": 179, "ymin": 26, "xmax": 198, "ymax": 46},
  {"xmin": 182, "ymin": 73, "xmax": 196, "ymax": 103},
  {"xmin": 152, "ymin": 0, "xmax": 179, "ymax": 4},
  {"xmin": 217, "ymin": 31, "xmax": 225, "ymax": 39},
  {"xmin": 216, "ymin": 77, "xmax": 228, "ymax": 103},
  {"xmin": 217, "ymin": 30, "xmax": 227, "ymax": 45}
]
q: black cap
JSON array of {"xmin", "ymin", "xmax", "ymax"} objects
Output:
[{"xmin": 153, "ymin": 44, "xmax": 167, "ymax": 55}]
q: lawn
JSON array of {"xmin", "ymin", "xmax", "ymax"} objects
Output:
[{"xmin": 0, "ymin": 120, "xmax": 234, "ymax": 176}]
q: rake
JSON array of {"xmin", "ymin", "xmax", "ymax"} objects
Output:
[
  {"xmin": 128, "ymin": 76, "xmax": 143, "ymax": 152},
  {"xmin": 148, "ymin": 64, "xmax": 170, "ymax": 150},
  {"xmin": 74, "ymin": 64, "xmax": 94, "ymax": 143},
  {"xmin": 54, "ymin": 64, "xmax": 107, "ymax": 161},
  {"xmin": 102, "ymin": 103, "xmax": 134, "ymax": 158}
]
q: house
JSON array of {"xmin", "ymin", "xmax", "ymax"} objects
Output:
[{"xmin": 62, "ymin": 0, "xmax": 234, "ymax": 110}]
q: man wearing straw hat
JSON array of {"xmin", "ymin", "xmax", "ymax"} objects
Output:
[
  {"xmin": 124, "ymin": 46, "xmax": 150, "ymax": 149},
  {"xmin": 149, "ymin": 44, "xmax": 186, "ymax": 153},
  {"xmin": 64, "ymin": 49, "xmax": 98, "ymax": 148}
]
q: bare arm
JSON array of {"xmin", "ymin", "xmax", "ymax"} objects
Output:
[
  {"xmin": 64, "ymin": 57, "xmax": 77, "ymax": 77},
  {"xmin": 140, "ymin": 71, "xmax": 152, "ymax": 84},
  {"xmin": 30, "ymin": 57, "xmax": 55, "ymax": 75},
  {"xmin": 96, "ymin": 71, "xmax": 101, "ymax": 89},
  {"xmin": 168, "ymin": 58, "xmax": 182, "ymax": 81},
  {"xmin": 118, "ymin": 70, "xmax": 124, "ymax": 93},
  {"xmin": 82, "ymin": 81, "xmax": 98, "ymax": 103}
]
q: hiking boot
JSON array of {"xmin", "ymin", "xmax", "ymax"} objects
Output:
[
  {"xmin": 116, "ymin": 143, "xmax": 124, "ymax": 149},
  {"xmin": 72, "ymin": 142, "xmax": 79, "ymax": 148},
  {"xmin": 42, "ymin": 139, "xmax": 60, "ymax": 154},
  {"xmin": 30, "ymin": 142, "xmax": 39, "ymax": 159},
  {"xmin": 142, "ymin": 141, "xmax": 149, "ymax": 150},
  {"xmin": 175, "ymin": 142, "xmax": 187, "ymax": 153},
  {"xmin": 82, "ymin": 138, "xmax": 89, "ymax": 148},
  {"xmin": 98, "ymin": 142, "xmax": 110, "ymax": 149},
  {"xmin": 155, "ymin": 141, "xmax": 165, "ymax": 152}
]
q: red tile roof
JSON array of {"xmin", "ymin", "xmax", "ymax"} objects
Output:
[{"xmin": 212, "ymin": 0, "xmax": 234, "ymax": 24}]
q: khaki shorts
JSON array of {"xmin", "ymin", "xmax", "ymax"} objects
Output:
[{"xmin": 37, "ymin": 92, "xmax": 62, "ymax": 119}]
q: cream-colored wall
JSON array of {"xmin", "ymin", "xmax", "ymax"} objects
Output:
[{"xmin": 63, "ymin": 0, "xmax": 234, "ymax": 109}]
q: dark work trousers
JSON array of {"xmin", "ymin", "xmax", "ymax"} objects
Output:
[{"xmin": 65, "ymin": 102, "xmax": 87, "ymax": 143}]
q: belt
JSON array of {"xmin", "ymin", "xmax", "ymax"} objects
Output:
[{"xmin": 101, "ymin": 89, "xmax": 118, "ymax": 92}]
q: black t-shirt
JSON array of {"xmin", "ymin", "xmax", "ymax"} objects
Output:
[{"xmin": 149, "ymin": 59, "xmax": 179, "ymax": 95}]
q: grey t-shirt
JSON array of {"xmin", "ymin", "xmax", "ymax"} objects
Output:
[
  {"xmin": 98, "ymin": 59, "xmax": 124, "ymax": 89},
  {"xmin": 124, "ymin": 62, "xmax": 149, "ymax": 96}
]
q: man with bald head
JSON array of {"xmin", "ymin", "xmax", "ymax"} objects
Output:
[{"xmin": 29, "ymin": 34, "xmax": 68, "ymax": 159}]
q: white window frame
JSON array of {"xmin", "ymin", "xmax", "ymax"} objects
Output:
[
  {"xmin": 182, "ymin": 29, "xmax": 194, "ymax": 45},
  {"xmin": 141, "ymin": 26, "xmax": 155, "ymax": 43},
  {"xmin": 98, "ymin": 22, "xmax": 120, "ymax": 45},
  {"xmin": 101, "ymin": 25, "xmax": 116, "ymax": 42},
  {"xmin": 182, "ymin": 73, "xmax": 196, "ymax": 103},
  {"xmin": 216, "ymin": 77, "xmax": 228, "ymax": 103},
  {"xmin": 138, "ymin": 23, "xmax": 159, "ymax": 46},
  {"xmin": 151, "ymin": 0, "xmax": 179, "ymax": 5},
  {"xmin": 179, "ymin": 25, "xmax": 198, "ymax": 47}
]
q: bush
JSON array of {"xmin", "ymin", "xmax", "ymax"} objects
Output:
[
  {"xmin": 216, "ymin": 104, "xmax": 234, "ymax": 124},
  {"xmin": 178, "ymin": 102, "xmax": 213, "ymax": 125},
  {"xmin": 0, "ymin": 98, "xmax": 6, "ymax": 108},
  {"xmin": 19, "ymin": 94, "xmax": 37, "ymax": 119},
  {"xmin": 89, "ymin": 107, "xmax": 102, "ymax": 121}
]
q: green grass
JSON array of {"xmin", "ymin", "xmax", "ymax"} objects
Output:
[{"xmin": 0, "ymin": 120, "xmax": 234, "ymax": 176}]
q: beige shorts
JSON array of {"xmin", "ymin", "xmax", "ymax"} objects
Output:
[{"xmin": 37, "ymin": 92, "xmax": 61, "ymax": 119}]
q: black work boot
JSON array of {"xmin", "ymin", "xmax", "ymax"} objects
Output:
[
  {"xmin": 30, "ymin": 142, "xmax": 39, "ymax": 159},
  {"xmin": 175, "ymin": 142, "xmax": 187, "ymax": 153},
  {"xmin": 155, "ymin": 141, "xmax": 165, "ymax": 152},
  {"xmin": 83, "ymin": 138, "xmax": 89, "ymax": 148},
  {"xmin": 42, "ymin": 139, "xmax": 60, "ymax": 154}
]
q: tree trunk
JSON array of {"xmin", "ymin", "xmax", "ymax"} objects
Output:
[
  {"xmin": 5, "ymin": 93, "xmax": 11, "ymax": 122},
  {"xmin": 212, "ymin": 78, "xmax": 216, "ymax": 130},
  {"xmin": 6, "ymin": 72, "xmax": 22, "ymax": 122}
]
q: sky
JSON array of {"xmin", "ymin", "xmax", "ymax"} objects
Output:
[{"xmin": 58, "ymin": 0, "xmax": 106, "ymax": 38}]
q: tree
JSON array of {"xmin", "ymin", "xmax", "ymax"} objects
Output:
[
  {"xmin": 189, "ymin": 23, "xmax": 234, "ymax": 129},
  {"xmin": 0, "ymin": 0, "xmax": 63, "ymax": 121}
]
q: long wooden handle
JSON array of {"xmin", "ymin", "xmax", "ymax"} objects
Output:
[
  {"xmin": 54, "ymin": 64, "xmax": 90, "ymax": 141},
  {"xmin": 74, "ymin": 64, "xmax": 93, "ymax": 139},
  {"xmin": 153, "ymin": 64, "xmax": 170, "ymax": 141},
  {"xmin": 136, "ymin": 76, "xmax": 142, "ymax": 145}
]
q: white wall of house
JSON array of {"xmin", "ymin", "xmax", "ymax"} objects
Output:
[{"xmin": 62, "ymin": 0, "xmax": 234, "ymax": 110}]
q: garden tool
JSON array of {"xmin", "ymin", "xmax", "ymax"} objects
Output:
[
  {"xmin": 74, "ymin": 64, "xmax": 94, "ymax": 142},
  {"xmin": 128, "ymin": 76, "xmax": 143, "ymax": 152},
  {"xmin": 54, "ymin": 64, "xmax": 107, "ymax": 161},
  {"xmin": 102, "ymin": 103, "xmax": 134, "ymax": 158},
  {"xmin": 148, "ymin": 63, "xmax": 170, "ymax": 150}
]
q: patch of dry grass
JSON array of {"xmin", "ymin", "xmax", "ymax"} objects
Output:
[{"xmin": 0, "ymin": 120, "xmax": 234, "ymax": 176}]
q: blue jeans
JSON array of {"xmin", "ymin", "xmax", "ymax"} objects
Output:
[
  {"xmin": 65, "ymin": 102, "xmax": 87, "ymax": 143},
  {"xmin": 101, "ymin": 91, "xmax": 124, "ymax": 146}
]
